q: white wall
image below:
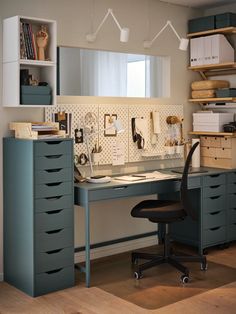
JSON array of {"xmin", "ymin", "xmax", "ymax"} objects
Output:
[{"xmin": 0, "ymin": 0, "xmax": 203, "ymax": 278}]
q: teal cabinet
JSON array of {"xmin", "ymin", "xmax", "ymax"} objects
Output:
[
  {"xmin": 226, "ymin": 172, "xmax": 236, "ymax": 242},
  {"xmin": 3, "ymin": 138, "xmax": 74, "ymax": 297}
]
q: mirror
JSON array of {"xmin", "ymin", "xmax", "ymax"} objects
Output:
[{"xmin": 57, "ymin": 46, "xmax": 170, "ymax": 98}]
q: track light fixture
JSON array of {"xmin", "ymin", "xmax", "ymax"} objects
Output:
[
  {"xmin": 144, "ymin": 20, "xmax": 189, "ymax": 51},
  {"xmin": 86, "ymin": 8, "xmax": 130, "ymax": 43}
]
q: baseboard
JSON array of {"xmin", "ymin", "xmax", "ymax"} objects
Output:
[
  {"xmin": 75, "ymin": 235, "xmax": 158, "ymax": 263},
  {"xmin": 0, "ymin": 273, "xmax": 3, "ymax": 282}
]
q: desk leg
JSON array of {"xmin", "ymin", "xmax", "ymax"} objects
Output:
[{"xmin": 85, "ymin": 201, "xmax": 91, "ymax": 287}]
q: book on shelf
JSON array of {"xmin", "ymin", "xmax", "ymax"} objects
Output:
[{"xmin": 20, "ymin": 22, "xmax": 38, "ymax": 60}]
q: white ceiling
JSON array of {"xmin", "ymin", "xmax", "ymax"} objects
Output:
[{"xmin": 160, "ymin": 0, "xmax": 236, "ymax": 9}]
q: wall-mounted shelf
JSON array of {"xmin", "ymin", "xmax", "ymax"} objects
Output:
[
  {"xmin": 189, "ymin": 131, "xmax": 236, "ymax": 137},
  {"xmin": 189, "ymin": 97, "xmax": 236, "ymax": 103},
  {"xmin": 187, "ymin": 26, "xmax": 236, "ymax": 38},
  {"xmin": 188, "ymin": 62, "xmax": 236, "ymax": 78}
]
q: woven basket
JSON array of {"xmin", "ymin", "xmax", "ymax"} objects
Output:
[
  {"xmin": 191, "ymin": 89, "xmax": 216, "ymax": 98},
  {"xmin": 191, "ymin": 80, "xmax": 229, "ymax": 91}
]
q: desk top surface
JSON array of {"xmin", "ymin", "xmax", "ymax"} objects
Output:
[{"xmin": 74, "ymin": 167, "xmax": 235, "ymax": 191}]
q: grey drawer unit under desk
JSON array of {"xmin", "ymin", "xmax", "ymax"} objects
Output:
[
  {"xmin": 3, "ymin": 138, "xmax": 74, "ymax": 297},
  {"xmin": 226, "ymin": 172, "xmax": 236, "ymax": 242}
]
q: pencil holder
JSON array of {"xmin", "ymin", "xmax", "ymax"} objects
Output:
[{"xmin": 91, "ymin": 152, "xmax": 101, "ymax": 164}]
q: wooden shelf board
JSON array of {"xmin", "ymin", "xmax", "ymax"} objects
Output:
[
  {"xmin": 188, "ymin": 62, "xmax": 236, "ymax": 71},
  {"xmin": 20, "ymin": 59, "xmax": 55, "ymax": 67},
  {"xmin": 189, "ymin": 97, "xmax": 236, "ymax": 103},
  {"xmin": 187, "ymin": 26, "xmax": 236, "ymax": 38},
  {"xmin": 189, "ymin": 131, "xmax": 236, "ymax": 137}
]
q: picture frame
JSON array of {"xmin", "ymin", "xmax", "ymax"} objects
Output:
[
  {"xmin": 104, "ymin": 114, "xmax": 117, "ymax": 137},
  {"xmin": 52, "ymin": 111, "xmax": 72, "ymax": 137}
]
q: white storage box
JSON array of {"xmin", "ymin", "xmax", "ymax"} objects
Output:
[{"xmin": 193, "ymin": 112, "xmax": 234, "ymax": 132}]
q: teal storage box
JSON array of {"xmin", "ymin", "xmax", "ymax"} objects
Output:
[
  {"xmin": 20, "ymin": 85, "xmax": 52, "ymax": 105},
  {"xmin": 188, "ymin": 15, "xmax": 215, "ymax": 33},
  {"xmin": 215, "ymin": 13, "xmax": 236, "ymax": 29},
  {"xmin": 216, "ymin": 88, "xmax": 236, "ymax": 98}
]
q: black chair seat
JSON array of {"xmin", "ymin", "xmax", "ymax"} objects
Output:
[{"xmin": 131, "ymin": 200, "xmax": 186, "ymax": 223}]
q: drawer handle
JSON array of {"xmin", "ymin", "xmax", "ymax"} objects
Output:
[
  {"xmin": 210, "ymin": 196, "xmax": 220, "ymax": 200},
  {"xmin": 210, "ymin": 226, "xmax": 221, "ymax": 231},
  {"xmin": 45, "ymin": 141, "xmax": 62, "ymax": 145},
  {"xmin": 209, "ymin": 174, "xmax": 220, "ymax": 178},
  {"xmin": 45, "ymin": 196, "xmax": 62, "ymax": 201},
  {"xmin": 45, "ymin": 168, "xmax": 62, "ymax": 173},
  {"xmin": 46, "ymin": 268, "xmax": 63, "ymax": 274},
  {"xmin": 45, "ymin": 155, "xmax": 62, "ymax": 159},
  {"xmin": 46, "ymin": 209, "xmax": 63, "ymax": 215},
  {"xmin": 210, "ymin": 185, "xmax": 220, "ymax": 189},
  {"xmin": 46, "ymin": 229, "xmax": 63, "ymax": 234},
  {"xmin": 46, "ymin": 248, "xmax": 63, "ymax": 254},
  {"xmin": 46, "ymin": 182, "xmax": 62, "ymax": 187},
  {"xmin": 210, "ymin": 211, "xmax": 220, "ymax": 215},
  {"xmin": 113, "ymin": 186, "xmax": 128, "ymax": 190}
]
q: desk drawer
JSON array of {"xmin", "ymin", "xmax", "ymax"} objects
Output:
[
  {"xmin": 201, "ymin": 147, "xmax": 232, "ymax": 159},
  {"xmin": 203, "ymin": 226, "xmax": 226, "ymax": 245},
  {"xmin": 203, "ymin": 174, "xmax": 226, "ymax": 187},
  {"xmin": 202, "ymin": 195, "xmax": 225, "ymax": 213},
  {"xmin": 228, "ymin": 223, "xmax": 236, "ymax": 241},
  {"xmin": 35, "ymin": 247, "xmax": 74, "ymax": 273},
  {"xmin": 89, "ymin": 182, "xmax": 152, "ymax": 201},
  {"xmin": 35, "ymin": 195, "xmax": 73, "ymax": 213},
  {"xmin": 228, "ymin": 193, "xmax": 236, "ymax": 208},
  {"xmin": 203, "ymin": 210, "xmax": 226, "ymax": 229},
  {"xmin": 35, "ymin": 140, "xmax": 72, "ymax": 157},
  {"xmin": 228, "ymin": 208, "xmax": 236, "ymax": 223},
  {"xmin": 227, "ymin": 183, "xmax": 236, "ymax": 194},
  {"xmin": 35, "ymin": 228, "xmax": 73, "ymax": 252},
  {"xmin": 35, "ymin": 154, "xmax": 72, "ymax": 170},
  {"xmin": 35, "ymin": 265, "xmax": 74, "ymax": 297},
  {"xmin": 35, "ymin": 208, "xmax": 73, "ymax": 233},
  {"xmin": 35, "ymin": 168, "xmax": 72, "ymax": 184},
  {"xmin": 203, "ymin": 184, "xmax": 225, "ymax": 198},
  {"xmin": 35, "ymin": 181, "xmax": 73, "ymax": 199},
  {"xmin": 227, "ymin": 172, "xmax": 236, "ymax": 184}
]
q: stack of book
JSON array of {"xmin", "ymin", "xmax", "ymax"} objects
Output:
[{"xmin": 20, "ymin": 22, "xmax": 38, "ymax": 60}]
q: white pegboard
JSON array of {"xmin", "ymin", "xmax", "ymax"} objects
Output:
[{"xmin": 45, "ymin": 103, "xmax": 183, "ymax": 165}]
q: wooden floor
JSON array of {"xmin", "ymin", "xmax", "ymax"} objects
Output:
[{"xmin": 0, "ymin": 243, "xmax": 236, "ymax": 314}]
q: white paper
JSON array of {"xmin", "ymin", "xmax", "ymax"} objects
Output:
[{"xmin": 112, "ymin": 142, "xmax": 125, "ymax": 166}]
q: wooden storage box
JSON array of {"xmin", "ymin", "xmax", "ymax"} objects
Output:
[
  {"xmin": 9, "ymin": 122, "xmax": 66, "ymax": 139},
  {"xmin": 200, "ymin": 135, "xmax": 236, "ymax": 169}
]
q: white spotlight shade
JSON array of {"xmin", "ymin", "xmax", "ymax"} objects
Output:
[
  {"xmin": 120, "ymin": 28, "xmax": 130, "ymax": 43},
  {"xmin": 179, "ymin": 38, "xmax": 189, "ymax": 51}
]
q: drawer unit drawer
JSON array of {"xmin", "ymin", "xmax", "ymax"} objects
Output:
[
  {"xmin": 35, "ymin": 208, "xmax": 73, "ymax": 233},
  {"xmin": 201, "ymin": 147, "xmax": 231, "ymax": 159},
  {"xmin": 35, "ymin": 195, "xmax": 73, "ymax": 213},
  {"xmin": 89, "ymin": 182, "xmax": 152, "ymax": 201},
  {"xmin": 227, "ymin": 172, "xmax": 236, "ymax": 184},
  {"xmin": 35, "ymin": 228, "xmax": 73, "ymax": 252},
  {"xmin": 227, "ymin": 183, "xmax": 236, "ymax": 194},
  {"xmin": 35, "ymin": 168, "xmax": 72, "ymax": 184},
  {"xmin": 35, "ymin": 265, "xmax": 74, "ymax": 297},
  {"xmin": 203, "ymin": 174, "xmax": 226, "ymax": 187},
  {"xmin": 221, "ymin": 137, "xmax": 232, "ymax": 148},
  {"xmin": 228, "ymin": 223, "xmax": 236, "ymax": 241},
  {"xmin": 203, "ymin": 210, "xmax": 226, "ymax": 229},
  {"xmin": 203, "ymin": 184, "xmax": 225, "ymax": 198},
  {"xmin": 34, "ymin": 140, "xmax": 72, "ymax": 157},
  {"xmin": 203, "ymin": 226, "xmax": 226, "ymax": 245},
  {"xmin": 202, "ymin": 195, "xmax": 225, "ymax": 213},
  {"xmin": 35, "ymin": 154, "xmax": 72, "ymax": 170},
  {"xmin": 201, "ymin": 157, "xmax": 233, "ymax": 169},
  {"xmin": 35, "ymin": 247, "xmax": 74, "ymax": 273},
  {"xmin": 35, "ymin": 181, "xmax": 73, "ymax": 198},
  {"xmin": 228, "ymin": 208, "xmax": 236, "ymax": 223},
  {"xmin": 228, "ymin": 193, "xmax": 236, "ymax": 208},
  {"xmin": 200, "ymin": 136, "xmax": 221, "ymax": 148}
]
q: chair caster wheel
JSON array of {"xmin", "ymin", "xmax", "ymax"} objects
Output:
[
  {"xmin": 200, "ymin": 262, "xmax": 208, "ymax": 271},
  {"xmin": 181, "ymin": 274, "xmax": 189, "ymax": 284},
  {"xmin": 134, "ymin": 271, "xmax": 143, "ymax": 280}
]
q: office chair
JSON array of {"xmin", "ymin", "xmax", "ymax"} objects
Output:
[{"xmin": 131, "ymin": 142, "xmax": 207, "ymax": 283}]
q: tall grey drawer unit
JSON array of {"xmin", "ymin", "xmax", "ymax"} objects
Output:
[
  {"xmin": 226, "ymin": 172, "xmax": 236, "ymax": 242},
  {"xmin": 3, "ymin": 138, "xmax": 74, "ymax": 297},
  {"xmin": 202, "ymin": 173, "xmax": 226, "ymax": 251}
]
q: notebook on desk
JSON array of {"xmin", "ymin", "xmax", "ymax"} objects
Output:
[{"xmin": 171, "ymin": 167, "xmax": 208, "ymax": 174}]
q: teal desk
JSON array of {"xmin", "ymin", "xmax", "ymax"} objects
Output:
[{"xmin": 74, "ymin": 167, "xmax": 236, "ymax": 287}]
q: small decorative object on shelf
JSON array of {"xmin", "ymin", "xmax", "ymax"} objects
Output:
[{"xmin": 36, "ymin": 25, "xmax": 49, "ymax": 61}]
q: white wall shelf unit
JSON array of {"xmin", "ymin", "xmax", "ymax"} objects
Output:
[{"xmin": 2, "ymin": 15, "xmax": 57, "ymax": 107}]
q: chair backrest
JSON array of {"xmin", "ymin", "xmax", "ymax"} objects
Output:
[{"xmin": 180, "ymin": 141, "xmax": 199, "ymax": 220}]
